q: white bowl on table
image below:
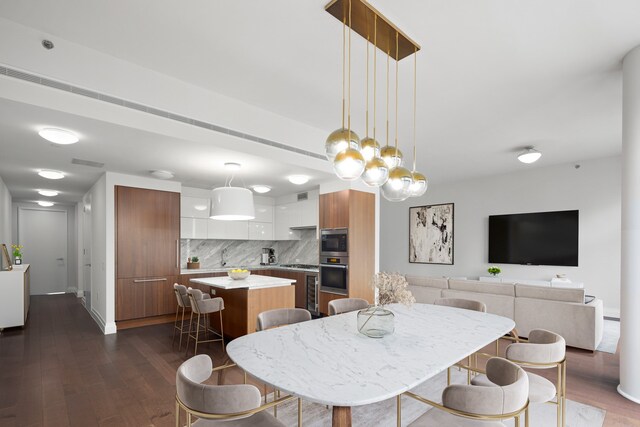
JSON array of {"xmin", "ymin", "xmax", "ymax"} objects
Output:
[{"xmin": 228, "ymin": 270, "xmax": 251, "ymax": 280}]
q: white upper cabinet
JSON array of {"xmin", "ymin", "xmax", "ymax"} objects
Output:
[
  {"xmin": 181, "ymin": 196, "xmax": 210, "ymax": 218},
  {"xmin": 181, "ymin": 217, "xmax": 208, "ymax": 239},
  {"xmin": 207, "ymin": 219, "xmax": 249, "ymax": 240},
  {"xmin": 249, "ymin": 222, "xmax": 274, "ymax": 240},
  {"xmin": 253, "ymin": 204, "xmax": 274, "ymax": 223},
  {"xmin": 274, "ymin": 203, "xmax": 299, "ymax": 240}
]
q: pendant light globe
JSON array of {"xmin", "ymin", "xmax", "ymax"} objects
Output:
[
  {"xmin": 361, "ymin": 157, "xmax": 389, "ymax": 187},
  {"xmin": 380, "ymin": 145, "xmax": 404, "ymax": 169},
  {"xmin": 333, "ymin": 147, "xmax": 366, "ymax": 181},
  {"xmin": 360, "ymin": 137, "xmax": 381, "ymax": 162},
  {"xmin": 326, "ymin": 128, "xmax": 360, "ymax": 161},
  {"xmin": 381, "ymin": 166, "xmax": 413, "ymax": 201},
  {"xmin": 408, "ymin": 171, "xmax": 428, "ymax": 197}
]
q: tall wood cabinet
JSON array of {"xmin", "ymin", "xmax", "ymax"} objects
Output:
[
  {"xmin": 115, "ymin": 186, "xmax": 180, "ymax": 322},
  {"xmin": 319, "ymin": 190, "xmax": 375, "ymax": 314}
]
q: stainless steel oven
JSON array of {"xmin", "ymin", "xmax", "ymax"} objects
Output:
[
  {"xmin": 320, "ymin": 228, "xmax": 348, "ymax": 256},
  {"xmin": 319, "ymin": 255, "xmax": 348, "ymax": 295}
]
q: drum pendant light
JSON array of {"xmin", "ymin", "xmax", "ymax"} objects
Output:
[
  {"xmin": 382, "ymin": 33, "xmax": 413, "ymax": 202},
  {"xmin": 362, "ymin": 16, "xmax": 389, "ymax": 187},
  {"xmin": 408, "ymin": 48, "xmax": 428, "ymax": 197},
  {"xmin": 210, "ymin": 163, "xmax": 255, "ymax": 220},
  {"xmin": 332, "ymin": 0, "xmax": 365, "ymax": 180}
]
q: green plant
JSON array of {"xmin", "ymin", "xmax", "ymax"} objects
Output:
[
  {"xmin": 487, "ymin": 266, "xmax": 501, "ymax": 276},
  {"xmin": 190, "ymin": 256, "xmax": 199, "ymax": 263},
  {"xmin": 11, "ymin": 244, "xmax": 23, "ymax": 258}
]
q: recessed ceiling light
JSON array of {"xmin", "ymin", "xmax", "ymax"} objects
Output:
[
  {"xmin": 38, "ymin": 128, "xmax": 79, "ymax": 145},
  {"xmin": 517, "ymin": 147, "xmax": 542, "ymax": 164},
  {"xmin": 194, "ymin": 205, "xmax": 208, "ymax": 211},
  {"xmin": 150, "ymin": 170, "xmax": 174, "ymax": 179},
  {"xmin": 251, "ymin": 185, "xmax": 271, "ymax": 194},
  {"xmin": 288, "ymin": 175, "xmax": 309, "ymax": 185},
  {"xmin": 38, "ymin": 190, "xmax": 59, "ymax": 197},
  {"xmin": 224, "ymin": 162, "xmax": 242, "ymax": 171},
  {"xmin": 38, "ymin": 170, "xmax": 65, "ymax": 180},
  {"xmin": 37, "ymin": 201, "xmax": 54, "ymax": 207}
]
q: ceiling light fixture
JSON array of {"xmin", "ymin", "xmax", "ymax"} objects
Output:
[
  {"xmin": 517, "ymin": 147, "xmax": 542, "ymax": 164},
  {"xmin": 251, "ymin": 185, "xmax": 272, "ymax": 194},
  {"xmin": 325, "ymin": 0, "xmax": 424, "ymax": 199},
  {"xmin": 408, "ymin": 46, "xmax": 428, "ymax": 198},
  {"xmin": 210, "ymin": 162, "xmax": 255, "ymax": 221},
  {"xmin": 150, "ymin": 170, "xmax": 174, "ymax": 179},
  {"xmin": 38, "ymin": 128, "xmax": 79, "ymax": 145},
  {"xmin": 288, "ymin": 175, "xmax": 310, "ymax": 185},
  {"xmin": 37, "ymin": 201, "xmax": 54, "ymax": 207},
  {"xmin": 38, "ymin": 170, "xmax": 65, "ymax": 180},
  {"xmin": 194, "ymin": 205, "xmax": 208, "ymax": 211},
  {"xmin": 38, "ymin": 190, "xmax": 59, "ymax": 197}
]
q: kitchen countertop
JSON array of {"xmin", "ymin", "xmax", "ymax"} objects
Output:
[
  {"xmin": 190, "ymin": 274, "xmax": 296, "ymax": 290},
  {"xmin": 181, "ymin": 264, "xmax": 319, "ymax": 275}
]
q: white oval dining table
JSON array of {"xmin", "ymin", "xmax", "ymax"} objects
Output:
[{"xmin": 226, "ymin": 303, "xmax": 515, "ymax": 426}]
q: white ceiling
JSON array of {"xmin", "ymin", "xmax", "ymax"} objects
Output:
[
  {"xmin": 1, "ymin": 0, "xmax": 639, "ymax": 200},
  {"xmin": 0, "ymin": 98, "xmax": 331, "ymax": 203}
]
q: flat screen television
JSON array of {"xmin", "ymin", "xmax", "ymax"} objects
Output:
[{"xmin": 488, "ymin": 210, "xmax": 579, "ymax": 266}]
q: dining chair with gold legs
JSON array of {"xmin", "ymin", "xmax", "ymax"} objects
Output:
[
  {"xmin": 403, "ymin": 357, "xmax": 530, "ymax": 427},
  {"xmin": 255, "ymin": 307, "xmax": 311, "ymax": 425},
  {"xmin": 434, "ymin": 297, "xmax": 487, "ymax": 385},
  {"xmin": 328, "ymin": 298, "xmax": 369, "ymax": 315},
  {"xmin": 175, "ymin": 354, "xmax": 294, "ymax": 427},
  {"xmin": 471, "ymin": 329, "xmax": 567, "ymax": 427},
  {"xmin": 185, "ymin": 288, "xmax": 225, "ymax": 356}
]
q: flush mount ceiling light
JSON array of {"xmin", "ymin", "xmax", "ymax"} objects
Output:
[
  {"xmin": 251, "ymin": 185, "xmax": 272, "ymax": 194},
  {"xmin": 38, "ymin": 169, "xmax": 65, "ymax": 180},
  {"xmin": 150, "ymin": 170, "xmax": 174, "ymax": 179},
  {"xmin": 224, "ymin": 162, "xmax": 242, "ymax": 171},
  {"xmin": 38, "ymin": 128, "xmax": 79, "ymax": 145},
  {"xmin": 194, "ymin": 205, "xmax": 208, "ymax": 211},
  {"xmin": 517, "ymin": 147, "xmax": 542, "ymax": 164},
  {"xmin": 288, "ymin": 175, "xmax": 310, "ymax": 185},
  {"xmin": 38, "ymin": 190, "xmax": 59, "ymax": 197},
  {"xmin": 37, "ymin": 201, "xmax": 54, "ymax": 207}
]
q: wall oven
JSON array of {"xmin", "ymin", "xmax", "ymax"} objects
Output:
[
  {"xmin": 319, "ymin": 255, "xmax": 348, "ymax": 295},
  {"xmin": 320, "ymin": 228, "xmax": 348, "ymax": 256}
]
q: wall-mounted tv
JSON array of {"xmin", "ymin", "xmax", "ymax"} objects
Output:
[{"xmin": 488, "ymin": 210, "xmax": 579, "ymax": 266}]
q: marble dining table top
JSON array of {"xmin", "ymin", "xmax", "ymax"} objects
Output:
[{"xmin": 226, "ymin": 303, "xmax": 515, "ymax": 407}]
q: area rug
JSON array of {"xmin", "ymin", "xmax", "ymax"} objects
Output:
[
  {"xmin": 272, "ymin": 368, "xmax": 606, "ymax": 426},
  {"xmin": 596, "ymin": 319, "xmax": 620, "ymax": 354}
]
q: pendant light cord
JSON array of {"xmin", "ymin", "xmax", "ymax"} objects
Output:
[
  {"xmin": 373, "ymin": 15, "xmax": 377, "ymax": 142},
  {"xmin": 386, "ymin": 49, "xmax": 390, "ymax": 148},
  {"xmin": 394, "ymin": 32, "xmax": 399, "ymax": 155},
  {"xmin": 341, "ymin": 15, "xmax": 346, "ymax": 129},
  {"xmin": 365, "ymin": 35, "xmax": 369, "ymax": 138},
  {"xmin": 413, "ymin": 46, "xmax": 417, "ymax": 172},
  {"xmin": 347, "ymin": 0, "xmax": 352, "ymax": 135}
]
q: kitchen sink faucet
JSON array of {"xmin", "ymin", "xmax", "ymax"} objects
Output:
[{"xmin": 221, "ymin": 248, "xmax": 228, "ymax": 267}]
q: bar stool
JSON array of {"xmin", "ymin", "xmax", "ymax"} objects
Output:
[
  {"xmin": 172, "ymin": 284, "xmax": 211, "ymax": 351},
  {"xmin": 185, "ymin": 288, "xmax": 225, "ymax": 356}
]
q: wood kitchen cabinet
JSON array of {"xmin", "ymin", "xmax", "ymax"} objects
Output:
[{"xmin": 115, "ymin": 186, "xmax": 180, "ymax": 323}]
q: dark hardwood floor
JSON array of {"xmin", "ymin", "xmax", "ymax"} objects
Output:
[{"xmin": 0, "ymin": 295, "xmax": 638, "ymax": 426}]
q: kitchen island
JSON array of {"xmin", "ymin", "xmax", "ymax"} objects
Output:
[{"xmin": 190, "ymin": 274, "xmax": 295, "ymax": 338}]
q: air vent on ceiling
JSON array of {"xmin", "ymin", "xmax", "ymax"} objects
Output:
[
  {"xmin": 72, "ymin": 158, "xmax": 105, "ymax": 168},
  {"xmin": 297, "ymin": 192, "xmax": 309, "ymax": 201}
]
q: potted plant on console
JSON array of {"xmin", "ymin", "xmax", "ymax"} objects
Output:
[
  {"xmin": 11, "ymin": 244, "xmax": 23, "ymax": 265},
  {"xmin": 487, "ymin": 266, "xmax": 501, "ymax": 277},
  {"xmin": 187, "ymin": 256, "xmax": 200, "ymax": 270}
]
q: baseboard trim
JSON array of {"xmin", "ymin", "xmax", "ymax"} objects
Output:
[
  {"xmin": 90, "ymin": 308, "xmax": 117, "ymax": 335},
  {"xmin": 618, "ymin": 384, "xmax": 640, "ymax": 404},
  {"xmin": 116, "ymin": 314, "xmax": 176, "ymax": 330}
]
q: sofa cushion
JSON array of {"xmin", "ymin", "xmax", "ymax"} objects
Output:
[
  {"xmin": 409, "ymin": 285, "xmax": 443, "ymax": 304},
  {"xmin": 405, "ymin": 275, "xmax": 449, "ymax": 289},
  {"xmin": 515, "ymin": 284, "xmax": 584, "ymax": 303},
  {"xmin": 442, "ymin": 289, "xmax": 515, "ymax": 320},
  {"xmin": 449, "ymin": 279, "xmax": 515, "ymax": 297}
]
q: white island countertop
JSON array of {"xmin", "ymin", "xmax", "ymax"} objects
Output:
[{"xmin": 190, "ymin": 274, "xmax": 295, "ymax": 290}]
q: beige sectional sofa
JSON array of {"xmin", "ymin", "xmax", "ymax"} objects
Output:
[{"xmin": 406, "ymin": 276, "xmax": 604, "ymax": 351}]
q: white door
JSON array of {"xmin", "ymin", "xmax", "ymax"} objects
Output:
[
  {"xmin": 82, "ymin": 195, "xmax": 92, "ymax": 309},
  {"xmin": 18, "ymin": 208, "xmax": 68, "ymax": 295}
]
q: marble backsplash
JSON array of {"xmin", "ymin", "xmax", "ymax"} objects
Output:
[{"xmin": 181, "ymin": 229, "xmax": 318, "ymax": 268}]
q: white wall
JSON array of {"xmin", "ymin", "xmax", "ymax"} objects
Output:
[
  {"xmin": 380, "ymin": 156, "xmax": 621, "ymax": 317},
  {"xmin": 0, "ymin": 175, "xmax": 11, "ymax": 247},
  {"xmin": 11, "ymin": 201, "xmax": 78, "ymax": 293}
]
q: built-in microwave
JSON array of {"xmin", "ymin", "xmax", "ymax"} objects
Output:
[
  {"xmin": 320, "ymin": 228, "xmax": 348, "ymax": 256},
  {"xmin": 319, "ymin": 255, "xmax": 348, "ymax": 295}
]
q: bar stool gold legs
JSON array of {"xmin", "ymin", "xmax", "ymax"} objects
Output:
[
  {"xmin": 396, "ymin": 394, "xmax": 402, "ymax": 427},
  {"xmin": 185, "ymin": 311, "xmax": 225, "ymax": 356}
]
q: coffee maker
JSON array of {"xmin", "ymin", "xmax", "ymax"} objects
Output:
[
  {"xmin": 268, "ymin": 248, "xmax": 276, "ymax": 264},
  {"xmin": 261, "ymin": 248, "xmax": 270, "ymax": 265}
]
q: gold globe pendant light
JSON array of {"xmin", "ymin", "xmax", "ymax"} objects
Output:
[
  {"xmin": 326, "ymin": 12, "xmax": 360, "ymax": 161},
  {"xmin": 333, "ymin": 0, "xmax": 365, "ymax": 180},
  {"xmin": 382, "ymin": 33, "xmax": 413, "ymax": 202},
  {"xmin": 408, "ymin": 47, "xmax": 428, "ymax": 197},
  {"xmin": 361, "ymin": 16, "xmax": 389, "ymax": 187}
]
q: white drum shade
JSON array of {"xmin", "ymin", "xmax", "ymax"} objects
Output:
[{"xmin": 210, "ymin": 187, "xmax": 255, "ymax": 220}]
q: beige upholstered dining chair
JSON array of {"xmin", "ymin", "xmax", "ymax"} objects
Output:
[
  {"xmin": 185, "ymin": 288, "xmax": 225, "ymax": 356},
  {"xmin": 256, "ymin": 308, "xmax": 311, "ymax": 331},
  {"xmin": 175, "ymin": 354, "xmax": 293, "ymax": 427},
  {"xmin": 328, "ymin": 298, "xmax": 369, "ymax": 315},
  {"xmin": 472, "ymin": 329, "xmax": 567, "ymax": 427},
  {"xmin": 405, "ymin": 357, "xmax": 530, "ymax": 427},
  {"xmin": 434, "ymin": 297, "xmax": 487, "ymax": 313}
]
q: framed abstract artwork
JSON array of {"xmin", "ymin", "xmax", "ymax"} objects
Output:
[{"xmin": 409, "ymin": 203, "xmax": 454, "ymax": 264}]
